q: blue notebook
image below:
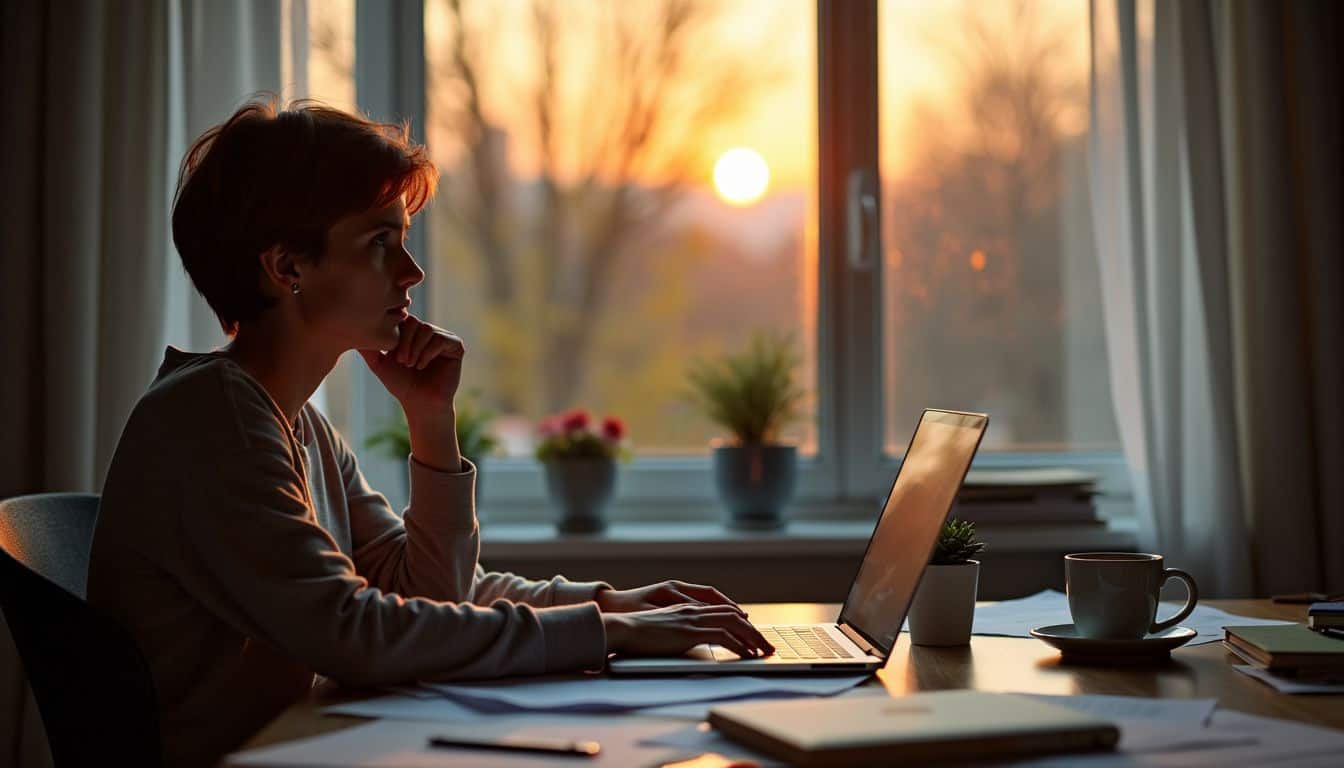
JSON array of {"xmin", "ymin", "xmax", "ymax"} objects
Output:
[{"xmin": 1308, "ymin": 602, "xmax": 1344, "ymax": 629}]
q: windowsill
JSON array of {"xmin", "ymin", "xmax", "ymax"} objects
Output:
[{"xmin": 480, "ymin": 515, "xmax": 1139, "ymax": 561}]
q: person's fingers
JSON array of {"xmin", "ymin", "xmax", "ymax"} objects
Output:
[
  {"xmin": 391, "ymin": 315, "xmax": 422, "ymax": 358},
  {"xmin": 421, "ymin": 334, "xmax": 466, "ymax": 369},
  {"xmin": 413, "ymin": 338, "xmax": 445, "ymax": 370},
  {"xmin": 703, "ymin": 628, "xmax": 753, "ymax": 659},
  {"xmin": 659, "ymin": 588, "xmax": 707, "ymax": 608},
  {"xmin": 677, "ymin": 582, "xmax": 738, "ymax": 608},
  {"xmin": 700, "ymin": 611, "xmax": 774, "ymax": 653},
  {"xmin": 402, "ymin": 322, "xmax": 436, "ymax": 365}
]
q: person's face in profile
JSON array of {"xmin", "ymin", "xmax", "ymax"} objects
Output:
[{"xmin": 298, "ymin": 196, "xmax": 426, "ymax": 354}]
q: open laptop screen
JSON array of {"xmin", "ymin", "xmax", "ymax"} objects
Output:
[{"xmin": 837, "ymin": 409, "xmax": 988, "ymax": 654}]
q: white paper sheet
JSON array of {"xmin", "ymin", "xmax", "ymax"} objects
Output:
[
  {"xmin": 909, "ymin": 590, "xmax": 1292, "ymax": 645},
  {"xmin": 415, "ymin": 673, "xmax": 870, "ymax": 713},
  {"xmin": 228, "ymin": 716, "xmax": 690, "ymax": 767},
  {"xmin": 1232, "ymin": 664, "xmax": 1344, "ymax": 693},
  {"xmin": 1017, "ymin": 693, "xmax": 1217, "ymax": 725},
  {"xmin": 324, "ymin": 695, "xmax": 488, "ymax": 722},
  {"xmin": 639, "ymin": 722, "xmax": 786, "ymax": 766},
  {"xmin": 999, "ymin": 709, "xmax": 1344, "ymax": 766}
]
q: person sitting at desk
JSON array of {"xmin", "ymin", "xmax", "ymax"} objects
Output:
[{"xmin": 87, "ymin": 96, "xmax": 774, "ymax": 768}]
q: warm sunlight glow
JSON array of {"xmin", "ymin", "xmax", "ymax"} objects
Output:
[{"xmin": 713, "ymin": 148, "xmax": 770, "ymax": 205}]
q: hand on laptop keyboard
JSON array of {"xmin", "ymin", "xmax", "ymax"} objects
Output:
[{"xmin": 602, "ymin": 604, "xmax": 776, "ymax": 659}]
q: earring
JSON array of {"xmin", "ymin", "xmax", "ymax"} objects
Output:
[{"xmin": 291, "ymin": 283, "xmax": 301, "ymax": 295}]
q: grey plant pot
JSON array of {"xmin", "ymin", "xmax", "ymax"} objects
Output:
[
  {"xmin": 542, "ymin": 457, "xmax": 617, "ymax": 534},
  {"xmin": 713, "ymin": 444, "xmax": 797, "ymax": 530}
]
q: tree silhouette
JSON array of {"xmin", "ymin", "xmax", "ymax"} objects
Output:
[
  {"xmin": 885, "ymin": 0, "xmax": 1088, "ymax": 447},
  {"xmin": 433, "ymin": 0, "xmax": 781, "ymax": 418}
]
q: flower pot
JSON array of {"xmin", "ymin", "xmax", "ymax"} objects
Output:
[
  {"xmin": 542, "ymin": 457, "xmax": 617, "ymax": 534},
  {"xmin": 712, "ymin": 444, "xmax": 797, "ymax": 530},
  {"xmin": 907, "ymin": 560, "xmax": 980, "ymax": 646}
]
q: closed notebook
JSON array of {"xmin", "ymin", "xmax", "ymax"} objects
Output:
[
  {"xmin": 707, "ymin": 690, "xmax": 1118, "ymax": 767},
  {"xmin": 1224, "ymin": 624, "xmax": 1344, "ymax": 671},
  {"xmin": 1309, "ymin": 603, "xmax": 1344, "ymax": 630}
]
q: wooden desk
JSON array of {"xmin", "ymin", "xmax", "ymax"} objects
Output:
[{"xmin": 239, "ymin": 599, "xmax": 1344, "ymax": 755}]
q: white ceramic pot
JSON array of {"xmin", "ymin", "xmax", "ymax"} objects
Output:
[{"xmin": 907, "ymin": 561, "xmax": 980, "ymax": 646}]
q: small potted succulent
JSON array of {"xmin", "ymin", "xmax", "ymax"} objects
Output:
[
  {"xmin": 907, "ymin": 518, "xmax": 986, "ymax": 646},
  {"xmin": 365, "ymin": 389, "xmax": 499, "ymax": 497},
  {"xmin": 535, "ymin": 409, "xmax": 631, "ymax": 534},
  {"xmin": 685, "ymin": 331, "xmax": 807, "ymax": 530}
]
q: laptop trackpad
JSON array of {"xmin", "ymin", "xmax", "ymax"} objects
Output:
[{"xmin": 685, "ymin": 643, "xmax": 721, "ymax": 661}]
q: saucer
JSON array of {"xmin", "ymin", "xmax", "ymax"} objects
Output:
[{"xmin": 1030, "ymin": 624, "xmax": 1197, "ymax": 662}]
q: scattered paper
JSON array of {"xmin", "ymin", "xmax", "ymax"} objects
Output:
[
  {"xmin": 1232, "ymin": 665, "xmax": 1344, "ymax": 694},
  {"xmin": 1140, "ymin": 709, "xmax": 1344, "ymax": 767},
  {"xmin": 998, "ymin": 709, "xmax": 1344, "ymax": 766},
  {"xmin": 639, "ymin": 723, "xmax": 786, "ymax": 766},
  {"xmin": 284, "ymin": 693, "xmax": 1344, "ymax": 768},
  {"xmin": 910, "ymin": 590, "xmax": 1292, "ymax": 645},
  {"xmin": 415, "ymin": 673, "xmax": 870, "ymax": 714},
  {"xmin": 324, "ymin": 695, "xmax": 488, "ymax": 722},
  {"xmin": 229, "ymin": 716, "xmax": 690, "ymax": 767},
  {"xmin": 1017, "ymin": 693, "xmax": 1217, "ymax": 725}
]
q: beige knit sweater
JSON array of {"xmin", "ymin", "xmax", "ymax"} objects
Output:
[{"xmin": 89, "ymin": 346, "xmax": 609, "ymax": 767}]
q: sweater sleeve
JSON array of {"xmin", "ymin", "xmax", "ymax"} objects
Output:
[
  {"xmin": 471, "ymin": 566, "xmax": 613, "ymax": 608},
  {"xmin": 174, "ymin": 386, "xmax": 607, "ymax": 686},
  {"xmin": 330, "ymin": 417, "xmax": 612, "ymax": 609},
  {"xmin": 335, "ymin": 422, "xmax": 480, "ymax": 603}
]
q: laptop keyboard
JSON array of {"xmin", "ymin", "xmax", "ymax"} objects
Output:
[{"xmin": 760, "ymin": 626, "xmax": 858, "ymax": 660}]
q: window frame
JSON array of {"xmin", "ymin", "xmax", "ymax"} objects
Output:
[{"xmin": 346, "ymin": 0, "xmax": 1131, "ymax": 515}]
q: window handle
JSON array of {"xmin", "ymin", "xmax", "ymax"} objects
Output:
[{"xmin": 846, "ymin": 167, "xmax": 878, "ymax": 272}]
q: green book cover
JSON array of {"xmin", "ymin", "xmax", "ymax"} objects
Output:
[{"xmin": 1225, "ymin": 624, "xmax": 1344, "ymax": 655}]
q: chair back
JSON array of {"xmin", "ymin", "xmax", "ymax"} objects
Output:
[{"xmin": 0, "ymin": 493, "xmax": 162, "ymax": 767}]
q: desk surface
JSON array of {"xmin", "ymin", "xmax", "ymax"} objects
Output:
[{"xmin": 239, "ymin": 599, "xmax": 1344, "ymax": 755}]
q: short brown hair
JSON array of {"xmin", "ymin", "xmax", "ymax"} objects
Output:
[{"xmin": 171, "ymin": 94, "xmax": 438, "ymax": 336}]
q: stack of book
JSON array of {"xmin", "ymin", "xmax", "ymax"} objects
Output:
[
  {"xmin": 951, "ymin": 468, "xmax": 1100, "ymax": 525},
  {"xmin": 1308, "ymin": 602, "xmax": 1344, "ymax": 631},
  {"xmin": 1224, "ymin": 623, "xmax": 1344, "ymax": 680}
]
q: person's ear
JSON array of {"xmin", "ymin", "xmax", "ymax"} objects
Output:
[{"xmin": 257, "ymin": 244, "xmax": 303, "ymax": 298}]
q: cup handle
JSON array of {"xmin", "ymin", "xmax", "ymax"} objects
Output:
[{"xmin": 1150, "ymin": 568, "xmax": 1199, "ymax": 633}]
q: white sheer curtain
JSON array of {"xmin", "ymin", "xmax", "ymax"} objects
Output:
[
  {"xmin": 0, "ymin": 2, "xmax": 308, "ymax": 764},
  {"xmin": 1089, "ymin": 0, "xmax": 1344, "ymax": 598}
]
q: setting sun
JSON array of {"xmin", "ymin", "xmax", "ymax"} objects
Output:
[{"xmin": 713, "ymin": 148, "xmax": 770, "ymax": 205}]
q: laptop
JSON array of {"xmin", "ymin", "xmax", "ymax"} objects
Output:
[
  {"xmin": 707, "ymin": 690, "xmax": 1119, "ymax": 765},
  {"xmin": 608, "ymin": 408, "xmax": 989, "ymax": 675}
]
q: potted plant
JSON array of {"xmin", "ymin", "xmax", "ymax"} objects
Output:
[
  {"xmin": 535, "ymin": 409, "xmax": 631, "ymax": 534},
  {"xmin": 685, "ymin": 331, "xmax": 807, "ymax": 530},
  {"xmin": 907, "ymin": 518, "xmax": 986, "ymax": 646},
  {"xmin": 365, "ymin": 389, "xmax": 500, "ymax": 497}
]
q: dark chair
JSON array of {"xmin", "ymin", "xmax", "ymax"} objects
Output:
[{"xmin": 0, "ymin": 493, "xmax": 162, "ymax": 767}]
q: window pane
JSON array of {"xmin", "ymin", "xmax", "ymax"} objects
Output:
[
  {"xmin": 879, "ymin": 0, "xmax": 1119, "ymax": 453},
  {"xmin": 307, "ymin": 0, "xmax": 358, "ymax": 436},
  {"xmin": 424, "ymin": 0, "xmax": 817, "ymax": 457},
  {"xmin": 306, "ymin": 0, "xmax": 356, "ymax": 114}
]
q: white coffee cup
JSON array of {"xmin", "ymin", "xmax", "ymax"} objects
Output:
[{"xmin": 1065, "ymin": 553, "xmax": 1199, "ymax": 640}]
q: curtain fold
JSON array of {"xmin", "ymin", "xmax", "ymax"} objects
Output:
[
  {"xmin": 0, "ymin": 2, "xmax": 302, "ymax": 763},
  {"xmin": 1090, "ymin": 0, "xmax": 1343, "ymax": 597}
]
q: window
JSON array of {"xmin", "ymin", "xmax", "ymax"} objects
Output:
[
  {"xmin": 330, "ymin": 0, "xmax": 1126, "ymax": 516},
  {"xmin": 423, "ymin": 0, "xmax": 818, "ymax": 459},
  {"xmin": 878, "ymin": 0, "xmax": 1117, "ymax": 456}
]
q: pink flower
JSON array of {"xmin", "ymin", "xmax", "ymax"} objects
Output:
[
  {"xmin": 562, "ymin": 409, "xmax": 591, "ymax": 432},
  {"xmin": 538, "ymin": 416, "xmax": 562, "ymax": 438},
  {"xmin": 601, "ymin": 416, "xmax": 626, "ymax": 441}
]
